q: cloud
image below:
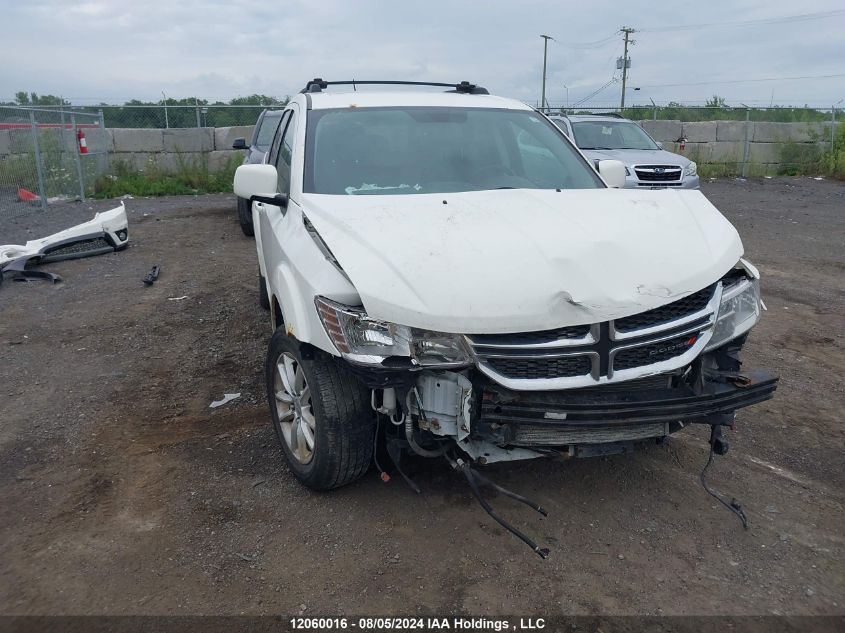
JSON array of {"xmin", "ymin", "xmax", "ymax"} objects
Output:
[{"xmin": 0, "ymin": 0, "xmax": 843, "ymax": 106}]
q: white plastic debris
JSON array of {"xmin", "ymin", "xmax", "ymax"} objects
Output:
[
  {"xmin": 210, "ymin": 393, "xmax": 241, "ymax": 408},
  {"xmin": 1, "ymin": 203, "xmax": 128, "ymax": 266},
  {"xmin": 167, "ymin": 296, "xmax": 189, "ymax": 301}
]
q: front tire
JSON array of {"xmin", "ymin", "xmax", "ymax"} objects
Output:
[
  {"xmin": 237, "ymin": 196, "xmax": 254, "ymax": 237},
  {"xmin": 265, "ymin": 329, "xmax": 374, "ymax": 490}
]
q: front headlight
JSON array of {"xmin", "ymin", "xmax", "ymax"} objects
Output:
[
  {"xmin": 705, "ymin": 278, "xmax": 761, "ymax": 351},
  {"xmin": 684, "ymin": 161, "xmax": 697, "ymax": 177},
  {"xmin": 315, "ymin": 296, "xmax": 472, "ymax": 367},
  {"xmin": 624, "ymin": 166, "xmax": 631, "ymax": 176}
]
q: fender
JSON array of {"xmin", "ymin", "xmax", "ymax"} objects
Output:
[{"xmin": 261, "ymin": 203, "xmax": 358, "ymax": 354}]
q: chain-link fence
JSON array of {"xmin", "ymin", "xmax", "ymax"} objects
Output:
[
  {"xmin": 8, "ymin": 104, "xmax": 269, "ymax": 130},
  {"xmin": 0, "ymin": 106, "xmax": 109, "ymax": 218},
  {"xmin": 538, "ymin": 104, "xmax": 839, "ymax": 126},
  {"xmin": 2, "ymin": 102, "xmax": 840, "ymax": 217},
  {"xmin": 19, "ymin": 103, "xmax": 840, "ymax": 127}
]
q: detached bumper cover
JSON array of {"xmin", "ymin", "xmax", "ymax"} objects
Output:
[
  {"xmin": 0, "ymin": 204, "xmax": 129, "ymax": 285},
  {"xmin": 475, "ymin": 369, "xmax": 778, "ymax": 446},
  {"xmin": 0, "ymin": 203, "xmax": 128, "ymax": 267}
]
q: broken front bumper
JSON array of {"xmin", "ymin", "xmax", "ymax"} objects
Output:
[
  {"xmin": 471, "ymin": 369, "xmax": 778, "ymax": 454},
  {"xmin": 0, "ymin": 204, "xmax": 129, "ymax": 285}
]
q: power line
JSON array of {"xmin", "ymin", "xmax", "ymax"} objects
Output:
[
  {"xmin": 637, "ymin": 73, "xmax": 845, "ymax": 89},
  {"xmin": 638, "ymin": 9, "xmax": 845, "ymax": 33},
  {"xmin": 553, "ymin": 33, "xmax": 618, "ymax": 49},
  {"xmin": 571, "ymin": 77, "xmax": 619, "ymax": 107}
]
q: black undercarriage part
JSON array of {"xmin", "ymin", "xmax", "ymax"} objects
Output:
[
  {"xmin": 142, "ymin": 265, "xmax": 160, "ymax": 286},
  {"xmin": 447, "ymin": 454, "xmax": 550, "ymax": 559},
  {"xmin": 385, "ymin": 437, "xmax": 421, "ymax": 494},
  {"xmin": 700, "ymin": 424, "xmax": 748, "ymax": 529}
]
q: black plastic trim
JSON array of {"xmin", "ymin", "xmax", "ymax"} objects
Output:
[
  {"xmin": 301, "ymin": 79, "xmax": 489, "ymax": 95},
  {"xmin": 478, "ymin": 369, "xmax": 778, "ymax": 427}
]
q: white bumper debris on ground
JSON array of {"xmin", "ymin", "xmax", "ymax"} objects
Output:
[{"xmin": 0, "ymin": 203, "xmax": 129, "ymax": 285}]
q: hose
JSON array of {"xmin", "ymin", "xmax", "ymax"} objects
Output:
[{"xmin": 404, "ymin": 413, "xmax": 449, "ymax": 457}]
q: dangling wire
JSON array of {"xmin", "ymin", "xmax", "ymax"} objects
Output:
[
  {"xmin": 372, "ymin": 414, "xmax": 388, "ymax": 481},
  {"xmin": 700, "ymin": 445, "xmax": 748, "ymax": 530},
  {"xmin": 447, "ymin": 454, "xmax": 550, "ymax": 559}
]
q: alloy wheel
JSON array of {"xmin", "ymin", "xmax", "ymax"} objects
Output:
[{"xmin": 274, "ymin": 352, "xmax": 316, "ymax": 464}]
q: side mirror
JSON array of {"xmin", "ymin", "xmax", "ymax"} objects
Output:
[
  {"xmin": 655, "ymin": 141, "xmax": 663, "ymax": 149},
  {"xmin": 232, "ymin": 138, "xmax": 247, "ymax": 150},
  {"xmin": 234, "ymin": 164, "xmax": 286, "ymax": 207},
  {"xmin": 598, "ymin": 160, "xmax": 627, "ymax": 189}
]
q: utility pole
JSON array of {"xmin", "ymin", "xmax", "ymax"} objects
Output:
[
  {"xmin": 540, "ymin": 35, "xmax": 552, "ymax": 112},
  {"xmin": 620, "ymin": 27, "xmax": 635, "ymax": 111}
]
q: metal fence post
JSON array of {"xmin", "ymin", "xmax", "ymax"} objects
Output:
[
  {"xmin": 741, "ymin": 108, "xmax": 751, "ymax": 178},
  {"xmin": 832, "ymin": 106, "xmax": 837, "ymax": 153},
  {"xmin": 28, "ymin": 110, "xmax": 48, "ymax": 210},
  {"xmin": 71, "ymin": 115, "xmax": 86, "ymax": 202},
  {"xmin": 98, "ymin": 108, "xmax": 108, "ymax": 175},
  {"xmin": 195, "ymin": 99, "xmax": 201, "ymax": 128}
]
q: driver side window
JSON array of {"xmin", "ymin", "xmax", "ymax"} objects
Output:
[
  {"xmin": 266, "ymin": 111, "xmax": 290, "ymax": 168},
  {"xmin": 275, "ymin": 111, "xmax": 297, "ymax": 195}
]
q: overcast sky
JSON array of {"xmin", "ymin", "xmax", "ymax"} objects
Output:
[{"xmin": 2, "ymin": 0, "xmax": 843, "ymax": 108}]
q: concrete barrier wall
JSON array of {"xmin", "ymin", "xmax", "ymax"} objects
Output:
[
  {"xmin": 637, "ymin": 119, "xmax": 837, "ymax": 174},
  {"xmin": 0, "ymin": 125, "xmax": 254, "ymax": 174},
  {"xmin": 1, "ymin": 122, "xmax": 838, "ymax": 175}
]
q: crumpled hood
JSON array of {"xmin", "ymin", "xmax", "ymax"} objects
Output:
[
  {"xmin": 300, "ymin": 188, "xmax": 742, "ymax": 333},
  {"xmin": 581, "ymin": 148, "xmax": 692, "ymax": 168}
]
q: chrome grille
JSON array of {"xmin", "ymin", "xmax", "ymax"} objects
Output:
[
  {"xmin": 634, "ymin": 165, "xmax": 682, "ymax": 182},
  {"xmin": 467, "ymin": 284, "xmax": 721, "ymax": 390},
  {"xmin": 470, "ymin": 324, "xmax": 591, "ymax": 346}
]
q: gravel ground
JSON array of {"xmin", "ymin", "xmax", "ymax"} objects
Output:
[{"xmin": 0, "ymin": 178, "xmax": 843, "ymax": 617}]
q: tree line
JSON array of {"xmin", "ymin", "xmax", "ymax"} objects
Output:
[
  {"xmin": 3, "ymin": 92, "xmax": 291, "ymax": 128},
  {"xmin": 6, "ymin": 91, "xmax": 834, "ymax": 126}
]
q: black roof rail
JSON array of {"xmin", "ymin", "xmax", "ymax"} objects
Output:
[
  {"xmin": 581, "ymin": 112, "xmax": 625, "ymax": 118},
  {"xmin": 300, "ymin": 79, "xmax": 489, "ymax": 95}
]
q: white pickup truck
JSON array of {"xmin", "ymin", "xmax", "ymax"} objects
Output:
[{"xmin": 234, "ymin": 79, "xmax": 777, "ymax": 494}]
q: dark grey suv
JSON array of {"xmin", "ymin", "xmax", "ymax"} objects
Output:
[{"xmin": 232, "ymin": 109, "xmax": 284, "ymax": 236}]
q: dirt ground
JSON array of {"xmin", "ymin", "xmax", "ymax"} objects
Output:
[{"xmin": 0, "ymin": 178, "xmax": 843, "ymax": 617}]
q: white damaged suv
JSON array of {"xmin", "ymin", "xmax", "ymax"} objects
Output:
[{"xmin": 234, "ymin": 79, "xmax": 777, "ymax": 491}]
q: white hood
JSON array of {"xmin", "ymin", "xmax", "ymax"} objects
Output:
[{"xmin": 300, "ymin": 188, "xmax": 743, "ymax": 334}]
